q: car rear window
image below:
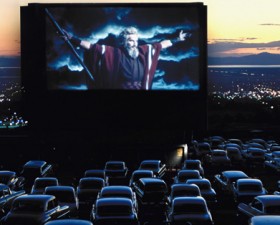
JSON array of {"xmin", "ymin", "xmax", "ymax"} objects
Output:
[
  {"xmin": 97, "ymin": 205, "xmax": 132, "ymax": 216},
  {"xmin": 173, "ymin": 203, "xmax": 206, "ymax": 214}
]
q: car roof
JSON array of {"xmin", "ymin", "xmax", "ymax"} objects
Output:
[
  {"xmin": 236, "ymin": 178, "xmax": 262, "ymax": 185},
  {"xmin": 171, "ymin": 183, "xmax": 200, "ymax": 191},
  {"xmin": 178, "ymin": 169, "xmax": 200, "ymax": 175},
  {"xmin": 187, "ymin": 178, "xmax": 211, "ymax": 185},
  {"xmin": 34, "ymin": 177, "xmax": 58, "ymax": 181},
  {"xmin": 249, "ymin": 215, "xmax": 280, "ymax": 225},
  {"xmin": 222, "ymin": 170, "xmax": 248, "ymax": 178},
  {"xmin": 0, "ymin": 171, "xmax": 16, "ymax": 176},
  {"xmin": 184, "ymin": 159, "xmax": 201, "ymax": 164},
  {"xmin": 0, "ymin": 184, "xmax": 10, "ymax": 190},
  {"xmin": 132, "ymin": 170, "xmax": 154, "ymax": 175},
  {"xmin": 45, "ymin": 185, "xmax": 75, "ymax": 192},
  {"xmin": 105, "ymin": 161, "xmax": 125, "ymax": 164},
  {"xmin": 101, "ymin": 186, "xmax": 132, "ymax": 194},
  {"xmin": 24, "ymin": 160, "xmax": 47, "ymax": 168},
  {"xmin": 173, "ymin": 196, "xmax": 206, "ymax": 205},
  {"xmin": 45, "ymin": 219, "xmax": 93, "ymax": 225},
  {"xmin": 14, "ymin": 194, "xmax": 55, "ymax": 203},
  {"xmin": 96, "ymin": 197, "xmax": 133, "ymax": 206},
  {"xmin": 80, "ymin": 177, "xmax": 104, "ymax": 182},
  {"xmin": 255, "ymin": 195, "xmax": 280, "ymax": 206},
  {"xmin": 139, "ymin": 177, "xmax": 166, "ymax": 185},
  {"xmin": 140, "ymin": 160, "xmax": 160, "ymax": 164}
]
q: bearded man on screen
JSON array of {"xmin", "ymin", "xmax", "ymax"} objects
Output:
[{"xmin": 66, "ymin": 26, "xmax": 188, "ymax": 89}]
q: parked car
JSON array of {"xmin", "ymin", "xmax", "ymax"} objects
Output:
[
  {"xmin": 173, "ymin": 170, "xmax": 202, "ymax": 184},
  {"xmin": 248, "ymin": 215, "xmax": 280, "ymax": 225},
  {"xmin": 21, "ymin": 160, "xmax": 53, "ymax": 192},
  {"xmin": 133, "ymin": 177, "xmax": 169, "ymax": 221},
  {"xmin": 0, "ymin": 194, "xmax": 70, "ymax": 225},
  {"xmin": 77, "ymin": 177, "xmax": 105, "ymax": 212},
  {"xmin": 213, "ymin": 170, "xmax": 249, "ymax": 195},
  {"xmin": 181, "ymin": 160, "xmax": 204, "ymax": 177},
  {"xmin": 167, "ymin": 183, "xmax": 201, "ymax": 205},
  {"xmin": 223, "ymin": 143, "xmax": 243, "ymax": 151},
  {"xmin": 90, "ymin": 197, "xmax": 139, "ymax": 225},
  {"xmin": 248, "ymin": 138, "xmax": 269, "ymax": 150},
  {"xmin": 45, "ymin": 186, "xmax": 79, "ymax": 218},
  {"xmin": 84, "ymin": 170, "xmax": 108, "ymax": 186},
  {"xmin": 227, "ymin": 139, "xmax": 244, "ymax": 148},
  {"xmin": 225, "ymin": 147, "xmax": 245, "ymax": 165},
  {"xmin": 241, "ymin": 148, "xmax": 266, "ymax": 166},
  {"xmin": 264, "ymin": 151, "xmax": 280, "ymax": 161},
  {"xmin": 104, "ymin": 161, "xmax": 128, "ymax": 179},
  {"xmin": 232, "ymin": 178, "xmax": 268, "ymax": 204},
  {"xmin": 97, "ymin": 186, "xmax": 138, "ymax": 212},
  {"xmin": 264, "ymin": 157, "xmax": 280, "ymax": 172},
  {"xmin": 133, "ymin": 178, "xmax": 168, "ymax": 206},
  {"xmin": 237, "ymin": 195, "xmax": 280, "ymax": 221},
  {"xmin": 167, "ymin": 196, "xmax": 214, "ymax": 225},
  {"xmin": 129, "ymin": 170, "xmax": 154, "ymax": 187},
  {"xmin": 194, "ymin": 142, "xmax": 211, "ymax": 158},
  {"xmin": 0, "ymin": 184, "xmax": 25, "ymax": 217},
  {"xmin": 138, "ymin": 160, "xmax": 166, "ymax": 178},
  {"xmin": 202, "ymin": 149, "xmax": 231, "ymax": 168},
  {"xmin": 273, "ymin": 181, "xmax": 280, "ymax": 195},
  {"xmin": 45, "ymin": 219, "xmax": 93, "ymax": 225},
  {"xmin": 0, "ymin": 171, "xmax": 25, "ymax": 191},
  {"xmin": 186, "ymin": 178, "xmax": 217, "ymax": 207},
  {"xmin": 31, "ymin": 177, "xmax": 59, "ymax": 195}
]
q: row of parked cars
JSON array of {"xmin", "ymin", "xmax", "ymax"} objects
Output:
[
  {"xmin": 0, "ymin": 135, "xmax": 280, "ymax": 225},
  {"xmin": 190, "ymin": 136, "xmax": 280, "ymax": 172}
]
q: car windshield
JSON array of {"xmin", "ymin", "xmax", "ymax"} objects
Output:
[
  {"xmin": 97, "ymin": 205, "xmax": 132, "ymax": 216},
  {"xmin": 173, "ymin": 203, "xmax": 206, "ymax": 214},
  {"xmin": 47, "ymin": 191, "xmax": 75, "ymax": 202},
  {"xmin": 238, "ymin": 184, "xmax": 262, "ymax": 192},
  {"xmin": 140, "ymin": 163, "xmax": 158, "ymax": 170},
  {"xmin": 13, "ymin": 201, "xmax": 44, "ymax": 212},
  {"xmin": 266, "ymin": 205, "xmax": 280, "ymax": 214}
]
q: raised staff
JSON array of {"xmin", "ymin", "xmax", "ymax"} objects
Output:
[{"xmin": 45, "ymin": 8, "xmax": 94, "ymax": 81}]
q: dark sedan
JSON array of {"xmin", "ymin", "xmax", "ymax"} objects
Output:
[
  {"xmin": 238, "ymin": 195, "xmax": 280, "ymax": 221},
  {"xmin": 0, "ymin": 194, "xmax": 70, "ymax": 225}
]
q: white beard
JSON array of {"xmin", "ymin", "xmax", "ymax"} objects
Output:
[{"xmin": 127, "ymin": 47, "xmax": 139, "ymax": 59}]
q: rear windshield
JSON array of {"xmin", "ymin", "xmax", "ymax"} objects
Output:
[
  {"xmin": 97, "ymin": 205, "xmax": 131, "ymax": 216},
  {"xmin": 173, "ymin": 203, "xmax": 206, "ymax": 214},
  {"xmin": 13, "ymin": 201, "xmax": 44, "ymax": 212},
  {"xmin": 238, "ymin": 184, "xmax": 262, "ymax": 192}
]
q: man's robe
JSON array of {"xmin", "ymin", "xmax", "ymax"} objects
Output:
[{"xmin": 84, "ymin": 43, "xmax": 162, "ymax": 90}]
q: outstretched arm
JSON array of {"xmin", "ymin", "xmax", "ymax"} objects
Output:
[
  {"xmin": 62, "ymin": 29, "xmax": 91, "ymax": 50},
  {"xmin": 160, "ymin": 30, "xmax": 191, "ymax": 49}
]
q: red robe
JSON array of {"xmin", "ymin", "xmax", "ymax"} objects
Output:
[{"xmin": 84, "ymin": 43, "xmax": 162, "ymax": 90}]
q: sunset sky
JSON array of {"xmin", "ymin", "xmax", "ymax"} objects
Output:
[{"xmin": 1, "ymin": 0, "xmax": 280, "ymax": 57}]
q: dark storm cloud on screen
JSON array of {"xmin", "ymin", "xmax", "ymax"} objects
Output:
[{"xmin": 46, "ymin": 6, "xmax": 201, "ymax": 90}]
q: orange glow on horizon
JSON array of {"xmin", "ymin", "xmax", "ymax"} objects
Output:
[
  {"xmin": 213, "ymin": 47, "xmax": 280, "ymax": 57},
  {"xmin": 2, "ymin": 0, "xmax": 280, "ymax": 57}
]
